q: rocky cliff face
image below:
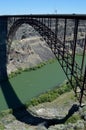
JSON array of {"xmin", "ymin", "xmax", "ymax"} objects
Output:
[
  {"xmin": 7, "ymin": 21, "xmax": 86, "ymax": 74},
  {"xmin": 7, "ymin": 37, "xmax": 55, "ymax": 74},
  {"xmin": 7, "ymin": 24, "xmax": 55, "ymax": 74}
]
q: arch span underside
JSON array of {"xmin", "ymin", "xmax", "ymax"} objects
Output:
[{"xmin": 6, "ymin": 16, "xmax": 86, "ymax": 105}]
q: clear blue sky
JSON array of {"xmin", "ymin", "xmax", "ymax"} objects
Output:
[{"xmin": 0, "ymin": 0, "xmax": 86, "ymax": 15}]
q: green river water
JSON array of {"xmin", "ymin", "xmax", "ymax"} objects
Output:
[{"xmin": 0, "ymin": 55, "xmax": 86, "ymax": 111}]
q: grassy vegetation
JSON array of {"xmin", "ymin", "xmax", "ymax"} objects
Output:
[
  {"xmin": 0, "ymin": 122, "xmax": 4, "ymax": 130},
  {"xmin": 8, "ymin": 58, "xmax": 56, "ymax": 79},
  {"xmin": 65, "ymin": 114, "xmax": 81, "ymax": 124},
  {"xmin": 25, "ymin": 82, "xmax": 72, "ymax": 107},
  {"xmin": 0, "ymin": 109, "xmax": 13, "ymax": 119}
]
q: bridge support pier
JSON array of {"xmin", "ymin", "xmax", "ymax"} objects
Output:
[{"xmin": 0, "ymin": 17, "xmax": 8, "ymax": 81}]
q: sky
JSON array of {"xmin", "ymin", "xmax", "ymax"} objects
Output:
[{"xmin": 0, "ymin": 0, "xmax": 86, "ymax": 15}]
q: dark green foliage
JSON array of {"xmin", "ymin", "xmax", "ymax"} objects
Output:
[{"xmin": 57, "ymin": 83, "xmax": 72, "ymax": 95}]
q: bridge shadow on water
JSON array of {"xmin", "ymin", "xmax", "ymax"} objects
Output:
[
  {"xmin": 1, "ymin": 78, "xmax": 79, "ymax": 128},
  {"xmin": 1, "ymin": 79, "xmax": 79, "ymax": 128},
  {"xmin": 0, "ymin": 69, "xmax": 79, "ymax": 128}
]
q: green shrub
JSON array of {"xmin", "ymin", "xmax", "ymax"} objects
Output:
[{"xmin": 30, "ymin": 99, "xmax": 39, "ymax": 106}]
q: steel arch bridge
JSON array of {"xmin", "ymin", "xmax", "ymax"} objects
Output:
[{"xmin": 0, "ymin": 14, "xmax": 86, "ymax": 106}]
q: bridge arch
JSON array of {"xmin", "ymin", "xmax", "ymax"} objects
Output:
[{"xmin": 7, "ymin": 18, "xmax": 59, "ymax": 54}]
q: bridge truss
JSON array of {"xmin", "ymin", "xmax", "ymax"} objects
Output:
[
  {"xmin": 34, "ymin": 15, "xmax": 86, "ymax": 106},
  {"xmin": 0, "ymin": 15, "xmax": 86, "ymax": 106}
]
